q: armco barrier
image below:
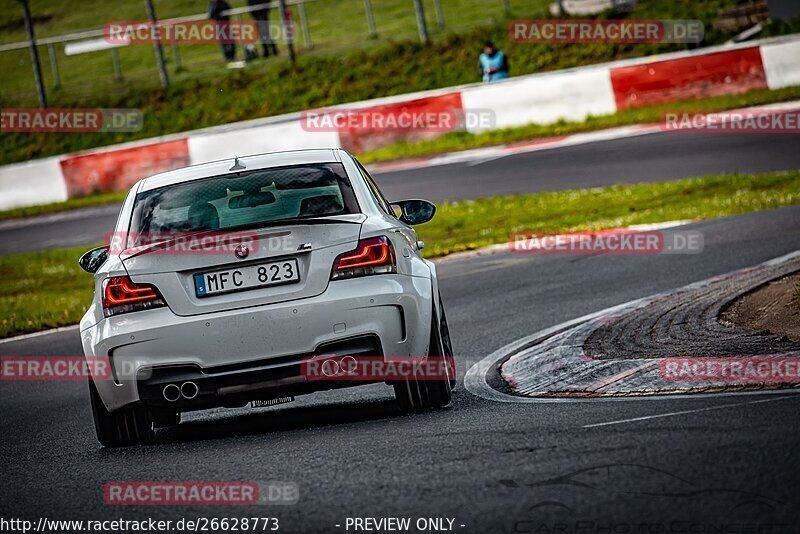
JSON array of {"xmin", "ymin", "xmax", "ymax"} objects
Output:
[{"xmin": 1, "ymin": 35, "xmax": 799, "ymax": 211}]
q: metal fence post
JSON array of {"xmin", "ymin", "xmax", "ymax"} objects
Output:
[
  {"xmin": 363, "ymin": 0, "xmax": 377, "ymax": 39},
  {"xmin": 412, "ymin": 0, "xmax": 429, "ymax": 43},
  {"xmin": 172, "ymin": 44, "xmax": 183, "ymax": 72},
  {"xmin": 47, "ymin": 43, "xmax": 60, "ymax": 88},
  {"xmin": 144, "ymin": 0, "xmax": 169, "ymax": 89},
  {"xmin": 503, "ymin": 0, "xmax": 511, "ymax": 15},
  {"xmin": 18, "ymin": 0, "xmax": 47, "ymax": 108},
  {"xmin": 298, "ymin": 2, "xmax": 312, "ymax": 49},
  {"xmin": 111, "ymin": 47, "xmax": 123, "ymax": 79},
  {"xmin": 433, "ymin": 0, "xmax": 445, "ymax": 28}
]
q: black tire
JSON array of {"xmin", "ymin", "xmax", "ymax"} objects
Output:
[
  {"xmin": 89, "ymin": 380, "xmax": 155, "ymax": 447},
  {"xmin": 393, "ymin": 373, "xmax": 428, "ymax": 413},
  {"xmin": 393, "ymin": 292, "xmax": 454, "ymax": 412},
  {"xmin": 438, "ymin": 293, "xmax": 457, "ymax": 390},
  {"xmin": 424, "ymin": 294, "xmax": 454, "ymax": 408}
]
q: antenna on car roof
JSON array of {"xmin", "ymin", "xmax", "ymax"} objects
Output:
[{"xmin": 229, "ymin": 156, "xmax": 246, "ymax": 171}]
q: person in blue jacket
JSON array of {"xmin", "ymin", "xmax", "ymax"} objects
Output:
[{"xmin": 478, "ymin": 41, "xmax": 510, "ymax": 83}]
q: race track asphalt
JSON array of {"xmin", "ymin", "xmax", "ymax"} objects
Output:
[
  {"xmin": 2, "ymin": 205, "xmax": 799, "ymax": 533},
  {"xmin": 2, "ymin": 129, "xmax": 800, "ymax": 255}
]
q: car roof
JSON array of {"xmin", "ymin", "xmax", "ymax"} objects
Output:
[{"xmin": 139, "ymin": 148, "xmax": 344, "ymax": 192}]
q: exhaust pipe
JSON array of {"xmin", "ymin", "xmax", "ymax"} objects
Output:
[
  {"xmin": 319, "ymin": 356, "xmax": 358, "ymax": 377},
  {"xmin": 181, "ymin": 381, "xmax": 199, "ymax": 400},
  {"xmin": 162, "ymin": 384, "xmax": 181, "ymax": 402},
  {"xmin": 340, "ymin": 356, "xmax": 358, "ymax": 374},
  {"xmin": 321, "ymin": 359, "xmax": 340, "ymax": 377}
]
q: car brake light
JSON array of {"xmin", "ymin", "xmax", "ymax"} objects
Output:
[
  {"xmin": 331, "ymin": 236, "xmax": 397, "ymax": 280},
  {"xmin": 102, "ymin": 276, "xmax": 166, "ymax": 317}
]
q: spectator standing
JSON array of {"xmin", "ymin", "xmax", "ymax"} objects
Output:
[
  {"xmin": 248, "ymin": 0, "xmax": 279, "ymax": 57},
  {"xmin": 208, "ymin": 0, "xmax": 236, "ymax": 62},
  {"xmin": 478, "ymin": 41, "xmax": 509, "ymax": 83}
]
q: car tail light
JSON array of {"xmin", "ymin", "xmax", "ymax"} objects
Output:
[
  {"xmin": 102, "ymin": 276, "xmax": 166, "ymax": 317},
  {"xmin": 331, "ymin": 236, "xmax": 397, "ymax": 280}
]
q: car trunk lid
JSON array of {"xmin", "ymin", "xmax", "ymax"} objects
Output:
[{"xmin": 120, "ymin": 214, "xmax": 364, "ymax": 316}]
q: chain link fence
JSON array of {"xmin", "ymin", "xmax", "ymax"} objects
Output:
[{"xmin": 1, "ymin": 0, "xmax": 540, "ymax": 104}]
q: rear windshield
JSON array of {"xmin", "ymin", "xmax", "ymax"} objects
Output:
[{"xmin": 129, "ymin": 163, "xmax": 359, "ymax": 238}]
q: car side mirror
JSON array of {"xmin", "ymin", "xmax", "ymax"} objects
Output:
[
  {"xmin": 78, "ymin": 246, "xmax": 109, "ymax": 274},
  {"xmin": 390, "ymin": 199, "xmax": 436, "ymax": 225}
]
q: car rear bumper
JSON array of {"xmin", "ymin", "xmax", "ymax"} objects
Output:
[
  {"xmin": 82, "ymin": 274, "xmax": 433, "ymax": 412},
  {"xmin": 137, "ymin": 334, "xmax": 388, "ymax": 411}
]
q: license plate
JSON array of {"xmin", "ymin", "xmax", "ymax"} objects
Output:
[
  {"xmin": 194, "ymin": 258, "xmax": 300, "ymax": 297},
  {"xmin": 251, "ymin": 397, "xmax": 295, "ymax": 408}
]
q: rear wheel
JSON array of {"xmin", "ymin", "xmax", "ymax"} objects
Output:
[
  {"xmin": 89, "ymin": 380, "xmax": 155, "ymax": 447},
  {"xmin": 393, "ymin": 293, "xmax": 454, "ymax": 413}
]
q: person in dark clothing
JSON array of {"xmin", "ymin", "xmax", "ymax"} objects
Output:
[
  {"xmin": 478, "ymin": 41, "xmax": 509, "ymax": 83},
  {"xmin": 208, "ymin": 0, "xmax": 236, "ymax": 62},
  {"xmin": 248, "ymin": 0, "xmax": 279, "ymax": 57}
]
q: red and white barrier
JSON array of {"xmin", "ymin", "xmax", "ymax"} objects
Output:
[
  {"xmin": 335, "ymin": 92, "xmax": 464, "ymax": 153},
  {"xmin": 187, "ymin": 120, "xmax": 339, "ymax": 166},
  {"xmin": 761, "ymin": 39, "xmax": 800, "ymax": 90},
  {"xmin": 1, "ymin": 35, "xmax": 798, "ymax": 211},
  {"xmin": 461, "ymin": 66, "xmax": 616, "ymax": 132},
  {"xmin": 0, "ymin": 157, "xmax": 67, "ymax": 210},
  {"xmin": 609, "ymin": 47, "xmax": 768, "ymax": 109},
  {"xmin": 60, "ymin": 139, "xmax": 190, "ymax": 197}
]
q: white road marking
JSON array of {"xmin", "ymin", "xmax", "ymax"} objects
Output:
[
  {"xmin": 627, "ymin": 220, "xmax": 695, "ymax": 231},
  {"xmin": 441, "ymin": 258, "xmax": 525, "ymax": 279},
  {"xmin": 466, "ymin": 154, "xmax": 512, "ymax": 167},
  {"xmin": 435, "ymin": 220, "xmax": 695, "ymax": 265},
  {"xmin": 582, "ymin": 395, "xmax": 797, "ymax": 428},
  {"xmin": 0, "ymin": 324, "xmax": 80, "ymax": 345}
]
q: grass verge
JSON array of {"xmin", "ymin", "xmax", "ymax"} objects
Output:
[
  {"xmin": 418, "ymin": 170, "xmax": 800, "ymax": 257},
  {"xmin": 3, "ymin": 86, "xmax": 799, "ymax": 222},
  {"xmin": 2, "ymin": 169, "xmax": 799, "ymax": 338},
  {"xmin": 0, "ymin": 245, "xmax": 100, "ymax": 339}
]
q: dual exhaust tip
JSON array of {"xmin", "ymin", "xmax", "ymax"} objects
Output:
[
  {"xmin": 320, "ymin": 355, "xmax": 358, "ymax": 377},
  {"xmin": 161, "ymin": 356, "xmax": 358, "ymax": 400},
  {"xmin": 162, "ymin": 381, "xmax": 198, "ymax": 402}
]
